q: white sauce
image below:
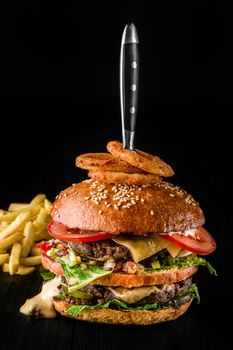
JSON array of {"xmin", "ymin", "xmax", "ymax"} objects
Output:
[
  {"xmin": 20, "ymin": 276, "xmax": 61, "ymax": 318},
  {"xmin": 108, "ymin": 286, "xmax": 160, "ymax": 304},
  {"xmin": 168, "ymin": 228, "xmax": 197, "ymax": 238}
]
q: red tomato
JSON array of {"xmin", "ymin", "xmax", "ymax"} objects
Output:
[
  {"xmin": 47, "ymin": 220, "xmax": 114, "ymax": 242},
  {"xmin": 37, "ymin": 240, "xmax": 55, "ymax": 253},
  {"xmin": 41, "ymin": 254, "xmax": 64, "ymax": 275},
  {"xmin": 161, "ymin": 227, "xmax": 216, "ymax": 255}
]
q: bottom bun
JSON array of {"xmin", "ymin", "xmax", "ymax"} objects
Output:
[{"xmin": 53, "ymin": 299, "xmax": 193, "ymax": 325}]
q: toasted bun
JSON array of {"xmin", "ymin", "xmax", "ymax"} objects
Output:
[
  {"xmin": 53, "ymin": 298, "xmax": 193, "ymax": 325},
  {"xmin": 91, "ymin": 266, "xmax": 198, "ymax": 288},
  {"xmin": 42, "ymin": 254, "xmax": 198, "ymax": 287},
  {"xmin": 51, "ymin": 180, "xmax": 204, "ymax": 234}
]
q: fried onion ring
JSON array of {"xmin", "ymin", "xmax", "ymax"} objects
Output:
[
  {"xmin": 88, "ymin": 170, "xmax": 161, "ymax": 185},
  {"xmin": 76, "ymin": 153, "xmax": 145, "ymax": 174},
  {"xmin": 76, "ymin": 153, "xmax": 114, "ymax": 168},
  {"xmin": 107, "ymin": 141, "xmax": 174, "ymax": 177}
]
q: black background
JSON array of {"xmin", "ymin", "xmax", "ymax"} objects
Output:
[{"xmin": 0, "ymin": 1, "xmax": 232, "ymax": 349}]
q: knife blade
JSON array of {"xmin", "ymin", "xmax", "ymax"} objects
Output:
[{"xmin": 120, "ymin": 23, "xmax": 139, "ymax": 151}]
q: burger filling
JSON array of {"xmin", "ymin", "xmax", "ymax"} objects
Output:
[
  {"xmin": 45, "ymin": 238, "xmax": 216, "ymax": 278},
  {"xmin": 52, "ymin": 277, "xmax": 198, "ymax": 316},
  {"xmin": 55, "ymin": 277, "xmax": 193, "ymax": 306},
  {"xmin": 36, "ymin": 236, "xmax": 215, "ymax": 317}
]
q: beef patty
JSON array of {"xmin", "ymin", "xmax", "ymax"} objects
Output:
[
  {"xmin": 104, "ymin": 277, "xmax": 193, "ymax": 306},
  {"xmin": 57, "ymin": 277, "xmax": 193, "ymax": 307},
  {"xmin": 69, "ymin": 240, "xmax": 131, "ymax": 261}
]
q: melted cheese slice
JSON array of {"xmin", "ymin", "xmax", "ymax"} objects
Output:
[{"xmin": 113, "ymin": 233, "xmax": 181, "ymax": 262}]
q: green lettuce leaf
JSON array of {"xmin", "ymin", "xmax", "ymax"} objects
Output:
[
  {"xmin": 40, "ymin": 268, "xmax": 55, "ymax": 281},
  {"xmin": 61, "ymin": 262, "xmax": 112, "ymax": 291},
  {"xmin": 146, "ymin": 254, "xmax": 217, "ymax": 276},
  {"xmin": 65, "ymin": 284, "xmax": 199, "ymax": 316},
  {"xmin": 49, "ymin": 247, "xmax": 112, "ymax": 291}
]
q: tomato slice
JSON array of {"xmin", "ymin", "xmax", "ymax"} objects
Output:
[
  {"xmin": 161, "ymin": 227, "xmax": 216, "ymax": 255},
  {"xmin": 47, "ymin": 220, "xmax": 114, "ymax": 242},
  {"xmin": 37, "ymin": 240, "xmax": 55, "ymax": 253}
]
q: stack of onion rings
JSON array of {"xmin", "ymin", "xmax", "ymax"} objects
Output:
[
  {"xmin": 88, "ymin": 170, "xmax": 161, "ymax": 185},
  {"xmin": 76, "ymin": 141, "xmax": 174, "ymax": 185},
  {"xmin": 76, "ymin": 153, "xmax": 145, "ymax": 174},
  {"xmin": 107, "ymin": 141, "xmax": 174, "ymax": 177}
]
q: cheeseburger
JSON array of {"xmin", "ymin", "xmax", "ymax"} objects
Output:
[{"xmin": 20, "ymin": 141, "xmax": 216, "ymax": 325}]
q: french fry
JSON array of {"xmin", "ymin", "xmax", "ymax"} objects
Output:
[
  {"xmin": 6, "ymin": 205, "xmax": 40, "ymax": 217},
  {"xmin": 9, "ymin": 242, "xmax": 22, "ymax": 274},
  {"xmin": 0, "ymin": 221, "xmax": 8, "ymax": 230},
  {"xmin": 0, "ymin": 210, "xmax": 5, "ymax": 217},
  {"xmin": 34, "ymin": 229, "xmax": 50, "ymax": 241},
  {"xmin": 31, "ymin": 205, "xmax": 41, "ymax": 216},
  {"xmin": 21, "ymin": 222, "xmax": 35, "ymax": 257},
  {"xmin": 34, "ymin": 208, "xmax": 49, "ymax": 228},
  {"xmin": 0, "ymin": 212, "xmax": 17, "ymax": 222},
  {"xmin": 19, "ymin": 256, "xmax": 41, "ymax": 266},
  {"xmin": 0, "ymin": 254, "xmax": 9, "ymax": 265},
  {"xmin": 0, "ymin": 211, "xmax": 31, "ymax": 240},
  {"xmin": 3, "ymin": 263, "xmax": 35, "ymax": 275},
  {"xmin": 44, "ymin": 198, "xmax": 52, "ymax": 213},
  {"xmin": 30, "ymin": 244, "xmax": 41, "ymax": 256},
  {"xmin": 0, "ymin": 232, "xmax": 23, "ymax": 250},
  {"xmin": 34, "ymin": 231, "xmax": 49, "ymax": 242},
  {"xmin": 0, "ymin": 193, "xmax": 52, "ymax": 275},
  {"xmin": 30, "ymin": 194, "xmax": 46, "ymax": 206},
  {"xmin": 8, "ymin": 203, "xmax": 31, "ymax": 212}
]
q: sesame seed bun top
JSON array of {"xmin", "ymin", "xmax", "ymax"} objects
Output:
[{"xmin": 51, "ymin": 179, "xmax": 205, "ymax": 235}]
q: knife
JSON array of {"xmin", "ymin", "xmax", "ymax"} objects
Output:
[{"xmin": 120, "ymin": 23, "xmax": 139, "ymax": 151}]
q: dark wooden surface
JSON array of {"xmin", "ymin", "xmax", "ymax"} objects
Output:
[{"xmin": 0, "ymin": 1, "xmax": 232, "ymax": 349}]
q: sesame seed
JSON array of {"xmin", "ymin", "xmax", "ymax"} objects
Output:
[
  {"xmin": 98, "ymin": 210, "xmax": 103, "ymax": 215},
  {"xmin": 83, "ymin": 179, "xmax": 93, "ymax": 183},
  {"xmin": 185, "ymin": 194, "xmax": 196, "ymax": 205},
  {"xmin": 170, "ymin": 193, "xmax": 175, "ymax": 197},
  {"xmin": 123, "ymin": 203, "xmax": 132, "ymax": 208},
  {"xmin": 86, "ymin": 182, "xmax": 143, "ymax": 210},
  {"xmin": 141, "ymin": 198, "xmax": 145, "ymax": 203},
  {"xmin": 150, "ymin": 210, "xmax": 154, "ymax": 216}
]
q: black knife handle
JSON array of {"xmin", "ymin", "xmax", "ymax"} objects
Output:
[{"xmin": 120, "ymin": 24, "xmax": 139, "ymax": 150}]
